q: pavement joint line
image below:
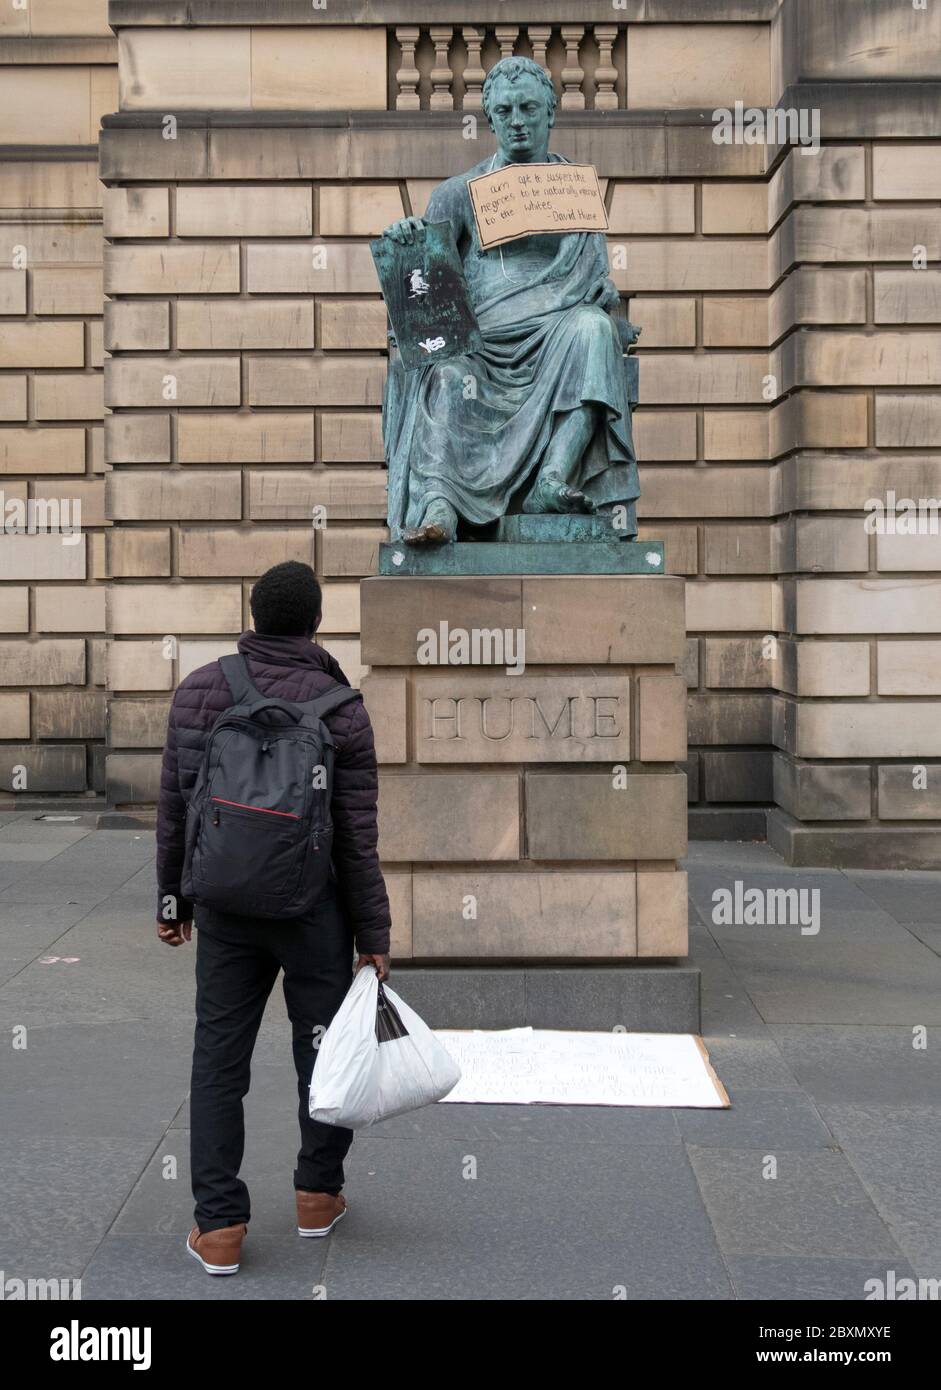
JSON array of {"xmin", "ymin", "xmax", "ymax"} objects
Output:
[
  {"xmin": 674, "ymin": 1136, "xmax": 737, "ymax": 1300},
  {"xmin": 77, "ymin": 1120, "xmax": 184, "ymax": 1286},
  {"xmin": 815, "ymin": 1111, "xmax": 937, "ymax": 1277}
]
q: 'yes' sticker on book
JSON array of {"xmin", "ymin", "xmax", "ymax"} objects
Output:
[{"xmin": 370, "ymin": 222, "xmax": 483, "ymax": 372}]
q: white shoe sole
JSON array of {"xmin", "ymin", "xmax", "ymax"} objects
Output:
[
  {"xmin": 297, "ymin": 1206, "xmax": 347, "ymax": 1239},
  {"xmin": 186, "ymin": 1235, "xmax": 240, "ymax": 1275}
]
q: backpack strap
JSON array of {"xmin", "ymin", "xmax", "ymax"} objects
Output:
[
  {"xmin": 219, "ymin": 653, "xmax": 264, "ymax": 706},
  {"xmin": 303, "ymin": 684, "xmax": 362, "ymax": 722},
  {"xmin": 221, "ymin": 656, "xmax": 360, "ymax": 723}
]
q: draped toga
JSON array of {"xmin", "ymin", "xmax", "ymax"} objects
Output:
[{"xmin": 382, "ymin": 152, "xmax": 640, "ymax": 540}]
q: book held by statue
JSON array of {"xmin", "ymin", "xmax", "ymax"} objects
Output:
[{"xmin": 370, "ymin": 222, "xmax": 482, "ymax": 371}]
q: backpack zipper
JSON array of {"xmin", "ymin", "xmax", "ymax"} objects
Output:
[{"xmin": 210, "ymin": 796, "xmax": 300, "ymax": 821}]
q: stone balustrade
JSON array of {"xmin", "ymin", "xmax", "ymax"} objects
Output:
[{"xmin": 393, "ymin": 22, "xmax": 624, "ymax": 111}]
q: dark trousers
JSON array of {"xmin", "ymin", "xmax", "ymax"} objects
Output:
[{"xmin": 190, "ymin": 893, "xmax": 355, "ymax": 1233}]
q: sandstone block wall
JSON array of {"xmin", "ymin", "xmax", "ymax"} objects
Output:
[
  {"xmin": 0, "ymin": 0, "xmax": 116, "ymax": 801},
  {"xmin": 2, "ymin": 0, "xmax": 940, "ymax": 866}
]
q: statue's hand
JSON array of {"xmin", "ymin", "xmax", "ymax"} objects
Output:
[{"xmin": 383, "ymin": 216, "xmax": 426, "ymax": 245}]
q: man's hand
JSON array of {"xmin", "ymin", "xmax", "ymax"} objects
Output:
[
  {"xmin": 356, "ymin": 952, "xmax": 391, "ymax": 982},
  {"xmin": 382, "ymin": 216, "xmax": 425, "ymax": 245},
  {"xmin": 157, "ymin": 919, "xmax": 192, "ymax": 947}
]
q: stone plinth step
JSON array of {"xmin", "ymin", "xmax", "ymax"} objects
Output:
[
  {"xmin": 379, "ymin": 539, "xmax": 665, "ymax": 577},
  {"xmin": 390, "ymin": 964, "xmax": 701, "ymax": 1032}
]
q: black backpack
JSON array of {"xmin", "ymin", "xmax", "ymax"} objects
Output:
[{"xmin": 181, "ymin": 654, "xmax": 362, "ymax": 920}]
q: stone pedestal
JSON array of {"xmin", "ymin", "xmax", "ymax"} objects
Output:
[{"xmin": 360, "ymin": 572, "xmax": 698, "ymax": 1031}]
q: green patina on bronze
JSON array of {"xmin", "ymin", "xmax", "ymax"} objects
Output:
[
  {"xmin": 378, "ymin": 540, "xmax": 664, "ymax": 578},
  {"xmin": 377, "ymin": 55, "xmax": 645, "ymax": 566}
]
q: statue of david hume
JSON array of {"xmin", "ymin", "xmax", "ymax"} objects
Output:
[{"xmin": 380, "ymin": 56, "xmax": 640, "ymax": 546}]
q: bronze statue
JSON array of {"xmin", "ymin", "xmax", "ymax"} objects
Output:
[{"xmin": 380, "ymin": 57, "xmax": 640, "ymax": 546}]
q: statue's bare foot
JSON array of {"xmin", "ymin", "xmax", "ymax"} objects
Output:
[
  {"xmin": 522, "ymin": 472, "xmax": 594, "ymax": 515},
  {"xmin": 400, "ymin": 521, "xmax": 451, "ymax": 545},
  {"xmin": 401, "ymin": 499, "xmax": 457, "ymax": 545},
  {"xmin": 554, "ymin": 484, "xmax": 594, "ymax": 513}
]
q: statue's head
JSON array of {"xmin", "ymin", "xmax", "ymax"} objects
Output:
[{"xmin": 482, "ymin": 57, "xmax": 556, "ymax": 162}]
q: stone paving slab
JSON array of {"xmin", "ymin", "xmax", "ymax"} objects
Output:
[
  {"xmin": 0, "ymin": 843, "xmax": 80, "ymax": 865},
  {"xmin": 0, "ymin": 821, "xmax": 91, "ymax": 845},
  {"xmin": 0, "ymin": 1135, "xmax": 161, "ymax": 1271},
  {"xmin": 685, "ymin": 1147, "xmax": 907, "ymax": 1262},
  {"xmin": 819, "ymin": 1104, "xmax": 941, "ymax": 1279},
  {"xmin": 698, "ymin": 961, "xmax": 772, "ymax": 1038},
  {"xmin": 364, "ymin": 1096, "xmax": 682, "ymax": 1146},
  {"xmin": 0, "ymin": 1019, "xmax": 191, "ymax": 1140},
  {"xmin": 709, "ymin": 938, "xmax": 941, "ymax": 1026},
  {"xmin": 112, "ymin": 1124, "xmax": 303, "ymax": 1239},
  {"xmin": 1, "ymin": 823, "xmax": 939, "ymax": 1300},
  {"xmin": 769, "ymin": 1025, "xmax": 941, "ymax": 1106},
  {"xmin": 726, "ymin": 1255, "xmax": 922, "ymax": 1302},
  {"xmin": 844, "ymin": 871, "xmax": 941, "ymax": 924},
  {"xmin": 328, "ymin": 1135, "xmax": 734, "ymax": 1301},
  {"xmin": 0, "ymin": 900, "xmax": 93, "ymax": 933},
  {"xmin": 673, "ymin": 1087, "xmax": 833, "ymax": 1151},
  {"xmin": 699, "ymin": 1035, "xmax": 801, "ymax": 1092},
  {"xmin": 0, "ymin": 831, "xmax": 155, "ymax": 909},
  {"xmin": 0, "ymin": 951, "xmax": 197, "ymax": 1027},
  {"xmin": 684, "ymin": 841, "xmax": 786, "ymax": 870},
  {"xmin": 97, "ymin": 1127, "xmax": 733, "ymax": 1300},
  {"xmin": 82, "ymin": 1234, "xmax": 331, "ymax": 1301},
  {"xmin": 690, "ymin": 872, "xmax": 906, "ymax": 942},
  {"xmin": 0, "ymin": 904, "xmax": 102, "ymax": 986}
]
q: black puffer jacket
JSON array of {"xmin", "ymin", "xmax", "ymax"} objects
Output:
[{"xmin": 155, "ymin": 630, "xmax": 391, "ymax": 955}]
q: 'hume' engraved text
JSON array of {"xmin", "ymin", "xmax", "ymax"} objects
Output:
[{"xmin": 425, "ymin": 694, "xmax": 622, "ymax": 742}]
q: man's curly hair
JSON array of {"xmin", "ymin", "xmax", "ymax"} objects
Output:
[
  {"xmin": 249, "ymin": 561, "xmax": 322, "ymax": 637},
  {"xmin": 482, "ymin": 56, "xmax": 557, "ymax": 124}
]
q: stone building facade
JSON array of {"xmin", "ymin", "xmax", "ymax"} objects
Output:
[{"xmin": 1, "ymin": 1, "xmax": 941, "ymax": 868}]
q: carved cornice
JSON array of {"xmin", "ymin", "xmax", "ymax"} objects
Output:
[{"xmin": 108, "ymin": 1, "xmax": 784, "ymax": 28}]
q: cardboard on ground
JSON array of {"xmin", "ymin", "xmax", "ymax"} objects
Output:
[
  {"xmin": 468, "ymin": 163, "xmax": 608, "ymax": 249},
  {"xmin": 435, "ymin": 1028, "xmax": 730, "ymax": 1108}
]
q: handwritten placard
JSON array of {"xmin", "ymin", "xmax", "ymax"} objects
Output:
[
  {"xmin": 434, "ymin": 1028, "xmax": 730, "ymax": 1108},
  {"xmin": 468, "ymin": 163, "xmax": 608, "ymax": 249}
]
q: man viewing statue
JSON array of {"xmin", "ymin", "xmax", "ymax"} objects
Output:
[{"xmin": 379, "ymin": 56, "xmax": 640, "ymax": 547}]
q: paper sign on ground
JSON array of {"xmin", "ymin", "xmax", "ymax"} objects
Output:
[
  {"xmin": 468, "ymin": 163, "xmax": 608, "ymax": 250},
  {"xmin": 434, "ymin": 1029, "xmax": 729, "ymax": 1108}
]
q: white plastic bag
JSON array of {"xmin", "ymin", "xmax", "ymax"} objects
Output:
[{"xmin": 309, "ymin": 966, "xmax": 462, "ymax": 1128}]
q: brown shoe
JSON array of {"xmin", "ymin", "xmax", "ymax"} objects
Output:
[
  {"xmin": 296, "ymin": 1190, "xmax": 348, "ymax": 1238},
  {"xmin": 186, "ymin": 1223, "xmax": 246, "ymax": 1275}
]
